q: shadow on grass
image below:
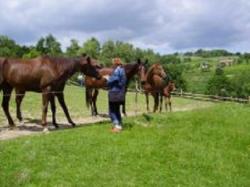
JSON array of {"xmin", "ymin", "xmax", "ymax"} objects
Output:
[{"xmin": 0, "ymin": 112, "xmax": 151, "ymax": 135}]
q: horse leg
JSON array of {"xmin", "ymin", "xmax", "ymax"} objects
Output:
[
  {"xmin": 145, "ymin": 93, "xmax": 149, "ymax": 112},
  {"xmin": 16, "ymin": 90, "xmax": 25, "ymax": 124},
  {"xmin": 165, "ymin": 97, "xmax": 168, "ymax": 112},
  {"xmin": 56, "ymin": 93, "xmax": 76, "ymax": 127},
  {"xmin": 89, "ymin": 89, "xmax": 95, "ymax": 116},
  {"xmin": 2, "ymin": 86, "xmax": 15, "ymax": 128},
  {"xmin": 50, "ymin": 95, "xmax": 59, "ymax": 128},
  {"xmin": 92, "ymin": 89, "xmax": 99, "ymax": 116},
  {"xmin": 169, "ymin": 97, "xmax": 172, "ymax": 112},
  {"xmin": 41, "ymin": 88, "xmax": 51, "ymax": 131},
  {"xmin": 153, "ymin": 93, "xmax": 159, "ymax": 113},
  {"xmin": 159, "ymin": 93, "xmax": 163, "ymax": 113}
]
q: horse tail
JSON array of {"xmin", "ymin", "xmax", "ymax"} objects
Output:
[
  {"xmin": 0, "ymin": 58, "xmax": 6, "ymax": 91},
  {"xmin": 85, "ymin": 87, "xmax": 90, "ymax": 109}
]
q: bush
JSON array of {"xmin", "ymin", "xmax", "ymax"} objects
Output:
[
  {"xmin": 230, "ymin": 71, "xmax": 250, "ymax": 98},
  {"xmin": 206, "ymin": 68, "xmax": 232, "ymax": 96},
  {"xmin": 163, "ymin": 64, "xmax": 187, "ymax": 91}
]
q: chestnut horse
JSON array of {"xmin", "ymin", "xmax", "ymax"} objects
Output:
[
  {"xmin": 0, "ymin": 55, "xmax": 100, "ymax": 130},
  {"xmin": 0, "ymin": 58, "xmax": 6, "ymax": 86},
  {"xmin": 140, "ymin": 63, "xmax": 167, "ymax": 112},
  {"xmin": 85, "ymin": 59, "xmax": 145, "ymax": 116},
  {"xmin": 160, "ymin": 80, "xmax": 176, "ymax": 112}
]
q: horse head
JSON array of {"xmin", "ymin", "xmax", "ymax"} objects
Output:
[
  {"xmin": 146, "ymin": 63, "xmax": 166, "ymax": 82},
  {"xmin": 79, "ymin": 55, "xmax": 101, "ymax": 79},
  {"xmin": 168, "ymin": 80, "xmax": 176, "ymax": 92},
  {"xmin": 138, "ymin": 59, "xmax": 148, "ymax": 85}
]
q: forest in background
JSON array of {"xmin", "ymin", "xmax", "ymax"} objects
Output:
[{"xmin": 1, "ymin": 34, "xmax": 250, "ymax": 98}]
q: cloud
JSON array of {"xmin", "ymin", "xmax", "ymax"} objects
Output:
[{"xmin": 0, "ymin": 0, "xmax": 250, "ymax": 53}]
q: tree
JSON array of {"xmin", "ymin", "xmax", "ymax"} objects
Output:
[
  {"xmin": 0, "ymin": 35, "xmax": 20, "ymax": 57},
  {"xmin": 66, "ymin": 39, "xmax": 80, "ymax": 57},
  {"xmin": 163, "ymin": 64, "xmax": 187, "ymax": 90},
  {"xmin": 79, "ymin": 37, "xmax": 100, "ymax": 58},
  {"xmin": 161, "ymin": 55, "xmax": 181, "ymax": 64},
  {"xmin": 206, "ymin": 68, "xmax": 231, "ymax": 96},
  {"xmin": 22, "ymin": 47, "xmax": 41, "ymax": 59},
  {"xmin": 230, "ymin": 71, "xmax": 250, "ymax": 98},
  {"xmin": 113, "ymin": 41, "xmax": 134, "ymax": 62},
  {"xmin": 101, "ymin": 40, "xmax": 115, "ymax": 59},
  {"xmin": 36, "ymin": 34, "xmax": 62, "ymax": 56},
  {"xmin": 143, "ymin": 49, "xmax": 160, "ymax": 64}
]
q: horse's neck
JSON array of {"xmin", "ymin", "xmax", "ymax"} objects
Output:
[
  {"xmin": 146, "ymin": 69, "xmax": 155, "ymax": 84},
  {"xmin": 164, "ymin": 84, "xmax": 172, "ymax": 97},
  {"xmin": 56, "ymin": 58, "xmax": 78, "ymax": 80},
  {"xmin": 125, "ymin": 63, "xmax": 137, "ymax": 83}
]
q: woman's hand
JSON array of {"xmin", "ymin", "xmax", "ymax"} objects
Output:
[{"xmin": 103, "ymin": 75, "xmax": 110, "ymax": 81}]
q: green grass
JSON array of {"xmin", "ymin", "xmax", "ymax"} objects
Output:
[
  {"xmin": 0, "ymin": 85, "xmax": 207, "ymax": 126},
  {"xmin": 0, "ymin": 103, "xmax": 249, "ymax": 186},
  {"xmin": 183, "ymin": 56, "xmax": 250, "ymax": 93}
]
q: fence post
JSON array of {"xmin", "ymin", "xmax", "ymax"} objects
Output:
[{"xmin": 135, "ymin": 80, "xmax": 138, "ymax": 115}]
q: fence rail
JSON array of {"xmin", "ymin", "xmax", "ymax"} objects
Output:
[
  {"xmin": 172, "ymin": 91, "xmax": 249, "ymax": 104},
  {"xmin": 127, "ymin": 87, "xmax": 250, "ymax": 104}
]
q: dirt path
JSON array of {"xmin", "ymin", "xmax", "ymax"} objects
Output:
[{"xmin": 0, "ymin": 103, "xmax": 213, "ymax": 141}]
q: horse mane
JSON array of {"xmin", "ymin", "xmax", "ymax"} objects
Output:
[
  {"xmin": 47, "ymin": 56, "xmax": 80, "ymax": 76},
  {"xmin": 146, "ymin": 64, "xmax": 156, "ymax": 81}
]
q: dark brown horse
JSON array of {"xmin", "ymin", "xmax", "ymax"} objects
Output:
[
  {"xmin": 140, "ymin": 63, "xmax": 167, "ymax": 112},
  {"xmin": 0, "ymin": 55, "xmax": 101, "ymax": 130},
  {"xmin": 85, "ymin": 59, "xmax": 145, "ymax": 116},
  {"xmin": 0, "ymin": 58, "xmax": 7, "ymax": 86}
]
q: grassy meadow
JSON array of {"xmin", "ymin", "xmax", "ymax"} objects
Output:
[
  {"xmin": 0, "ymin": 85, "xmax": 209, "ymax": 126},
  {"xmin": 0, "ymin": 102, "xmax": 249, "ymax": 186},
  {"xmin": 0, "ymin": 85, "xmax": 249, "ymax": 186}
]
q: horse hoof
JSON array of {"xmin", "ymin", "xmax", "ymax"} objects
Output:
[
  {"xmin": 19, "ymin": 120, "xmax": 24, "ymax": 126},
  {"xmin": 53, "ymin": 123, "xmax": 59, "ymax": 129},
  {"xmin": 71, "ymin": 123, "xmax": 76, "ymax": 128},
  {"xmin": 43, "ymin": 127, "xmax": 49, "ymax": 133},
  {"xmin": 9, "ymin": 125, "xmax": 17, "ymax": 130}
]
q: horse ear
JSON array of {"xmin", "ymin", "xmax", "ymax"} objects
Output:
[
  {"xmin": 87, "ymin": 56, "xmax": 91, "ymax": 64},
  {"xmin": 144, "ymin": 59, "xmax": 149, "ymax": 65},
  {"xmin": 137, "ymin": 58, "xmax": 141, "ymax": 64}
]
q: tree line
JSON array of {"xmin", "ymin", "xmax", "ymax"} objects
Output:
[
  {"xmin": 0, "ymin": 34, "xmax": 162, "ymax": 66},
  {"xmin": 2, "ymin": 34, "xmax": 250, "ymax": 97}
]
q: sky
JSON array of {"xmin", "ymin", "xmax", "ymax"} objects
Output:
[{"xmin": 0, "ymin": 0, "xmax": 250, "ymax": 54}]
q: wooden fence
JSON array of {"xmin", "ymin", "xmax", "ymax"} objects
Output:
[
  {"xmin": 171, "ymin": 91, "xmax": 249, "ymax": 104},
  {"xmin": 128, "ymin": 86, "xmax": 250, "ymax": 104}
]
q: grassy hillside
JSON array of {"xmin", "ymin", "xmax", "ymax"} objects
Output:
[
  {"xmin": 182, "ymin": 56, "xmax": 250, "ymax": 94},
  {"xmin": 0, "ymin": 102, "xmax": 249, "ymax": 186}
]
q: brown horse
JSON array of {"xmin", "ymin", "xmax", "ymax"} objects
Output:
[
  {"xmin": 140, "ymin": 63, "xmax": 167, "ymax": 112},
  {"xmin": 0, "ymin": 58, "xmax": 7, "ymax": 86},
  {"xmin": 160, "ymin": 80, "xmax": 176, "ymax": 112},
  {"xmin": 85, "ymin": 59, "xmax": 145, "ymax": 116},
  {"xmin": 0, "ymin": 55, "xmax": 101, "ymax": 130}
]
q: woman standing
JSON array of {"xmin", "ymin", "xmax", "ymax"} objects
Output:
[{"xmin": 104, "ymin": 58, "xmax": 127, "ymax": 133}]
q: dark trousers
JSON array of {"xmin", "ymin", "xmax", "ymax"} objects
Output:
[{"xmin": 109, "ymin": 102, "xmax": 122, "ymax": 128}]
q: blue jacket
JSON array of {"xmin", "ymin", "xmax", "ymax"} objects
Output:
[{"xmin": 107, "ymin": 66, "xmax": 127, "ymax": 92}]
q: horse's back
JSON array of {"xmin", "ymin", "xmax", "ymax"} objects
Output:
[{"xmin": 3, "ymin": 57, "xmax": 58, "ymax": 90}]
